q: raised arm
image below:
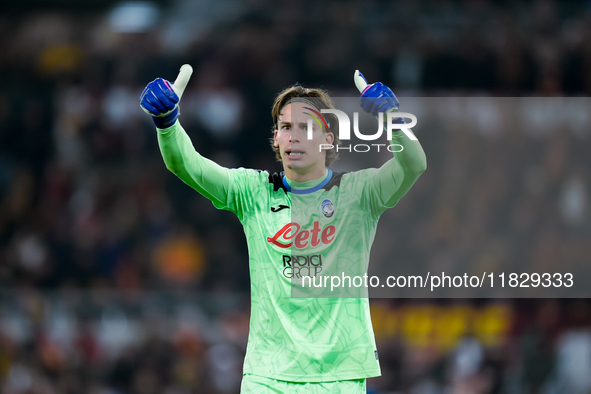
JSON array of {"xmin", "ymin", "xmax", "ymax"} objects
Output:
[
  {"xmin": 140, "ymin": 65, "xmax": 232, "ymax": 207},
  {"xmin": 156, "ymin": 121, "xmax": 232, "ymax": 206},
  {"xmin": 373, "ymin": 128, "xmax": 426, "ymax": 208},
  {"xmin": 356, "ymin": 71, "xmax": 427, "ymax": 209}
]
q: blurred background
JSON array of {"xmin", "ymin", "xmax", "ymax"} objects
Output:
[{"xmin": 1, "ymin": 0, "xmax": 591, "ymax": 393}]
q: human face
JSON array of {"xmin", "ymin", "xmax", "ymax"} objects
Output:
[{"xmin": 273, "ymin": 103, "xmax": 334, "ymax": 182}]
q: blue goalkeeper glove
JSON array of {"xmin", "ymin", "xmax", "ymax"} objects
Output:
[
  {"xmin": 140, "ymin": 64, "xmax": 193, "ymax": 128},
  {"xmin": 354, "ymin": 70, "xmax": 403, "ymax": 123}
]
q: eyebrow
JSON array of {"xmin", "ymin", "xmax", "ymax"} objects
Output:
[{"xmin": 279, "ymin": 121, "xmax": 311, "ymax": 128}]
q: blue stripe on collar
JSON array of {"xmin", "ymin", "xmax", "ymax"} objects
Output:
[{"xmin": 283, "ymin": 169, "xmax": 333, "ymax": 194}]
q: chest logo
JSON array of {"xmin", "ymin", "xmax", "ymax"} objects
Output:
[
  {"xmin": 321, "ymin": 199, "xmax": 335, "ymax": 218},
  {"xmin": 267, "ymin": 221, "xmax": 336, "ymax": 249}
]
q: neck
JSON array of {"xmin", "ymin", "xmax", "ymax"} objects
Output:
[{"xmin": 284, "ymin": 166, "xmax": 328, "ymax": 183}]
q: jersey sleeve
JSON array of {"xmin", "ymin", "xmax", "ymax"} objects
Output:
[
  {"xmin": 212, "ymin": 167, "xmax": 268, "ymax": 221},
  {"xmin": 156, "ymin": 120, "xmax": 264, "ymax": 220},
  {"xmin": 358, "ymin": 128, "xmax": 427, "ymax": 218}
]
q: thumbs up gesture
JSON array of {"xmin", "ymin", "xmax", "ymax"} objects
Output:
[
  {"xmin": 140, "ymin": 64, "xmax": 193, "ymax": 128},
  {"xmin": 354, "ymin": 70, "xmax": 400, "ymax": 117}
]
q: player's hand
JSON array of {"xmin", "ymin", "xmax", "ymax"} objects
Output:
[
  {"xmin": 354, "ymin": 70, "xmax": 400, "ymax": 117},
  {"xmin": 140, "ymin": 64, "xmax": 193, "ymax": 128}
]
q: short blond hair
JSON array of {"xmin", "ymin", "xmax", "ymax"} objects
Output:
[{"xmin": 270, "ymin": 85, "xmax": 340, "ymax": 167}]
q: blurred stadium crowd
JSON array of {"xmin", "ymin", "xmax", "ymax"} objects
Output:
[{"xmin": 0, "ymin": 0, "xmax": 590, "ymax": 393}]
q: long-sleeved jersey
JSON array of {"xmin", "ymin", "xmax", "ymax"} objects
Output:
[{"xmin": 156, "ymin": 120, "xmax": 426, "ymax": 381}]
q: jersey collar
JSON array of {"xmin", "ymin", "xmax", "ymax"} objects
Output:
[{"xmin": 283, "ymin": 169, "xmax": 333, "ymax": 194}]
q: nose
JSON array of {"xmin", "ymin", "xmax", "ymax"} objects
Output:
[{"xmin": 289, "ymin": 129, "xmax": 301, "ymax": 143}]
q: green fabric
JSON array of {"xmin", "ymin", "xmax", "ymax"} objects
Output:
[
  {"xmin": 285, "ymin": 169, "xmax": 328, "ymax": 189},
  {"xmin": 240, "ymin": 374, "xmax": 366, "ymax": 394},
  {"xmin": 156, "ymin": 120, "xmax": 426, "ymax": 381}
]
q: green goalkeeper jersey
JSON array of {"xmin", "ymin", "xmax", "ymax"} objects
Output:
[{"xmin": 157, "ymin": 120, "xmax": 425, "ymax": 382}]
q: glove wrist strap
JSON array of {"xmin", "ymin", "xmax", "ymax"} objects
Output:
[{"xmin": 152, "ymin": 107, "xmax": 179, "ymax": 129}]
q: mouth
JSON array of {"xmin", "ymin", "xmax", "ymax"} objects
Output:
[{"xmin": 286, "ymin": 150, "xmax": 304, "ymax": 159}]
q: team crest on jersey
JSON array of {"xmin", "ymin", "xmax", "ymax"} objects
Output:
[{"xmin": 321, "ymin": 199, "xmax": 335, "ymax": 218}]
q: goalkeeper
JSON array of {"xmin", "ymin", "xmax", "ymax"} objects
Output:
[{"xmin": 140, "ymin": 65, "xmax": 426, "ymax": 393}]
